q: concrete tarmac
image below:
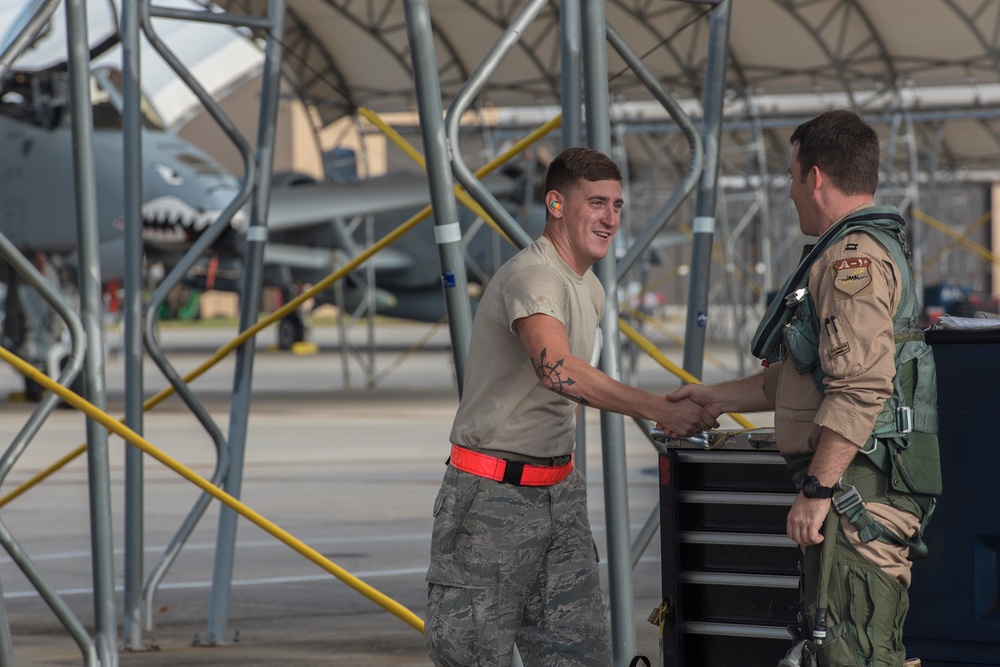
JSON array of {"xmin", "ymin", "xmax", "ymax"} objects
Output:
[{"xmin": 0, "ymin": 320, "xmax": 761, "ymax": 666}]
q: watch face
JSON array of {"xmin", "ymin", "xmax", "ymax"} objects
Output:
[{"xmin": 801, "ymin": 475, "xmax": 832, "ymax": 498}]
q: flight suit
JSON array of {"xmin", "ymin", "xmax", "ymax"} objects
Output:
[{"xmin": 761, "ymin": 210, "xmax": 928, "ymax": 666}]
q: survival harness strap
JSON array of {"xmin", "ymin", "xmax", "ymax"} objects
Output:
[
  {"xmin": 831, "ymin": 480, "xmax": 932, "ymax": 560},
  {"xmin": 750, "ymin": 210, "xmax": 908, "ymax": 360},
  {"xmin": 755, "ymin": 209, "xmax": 939, "ymax": 559}
]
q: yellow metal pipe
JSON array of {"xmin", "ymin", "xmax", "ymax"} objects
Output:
[
  {"xmin": 912, "ymin": 209, "xmax": 998, "ymax": 265},
  {"xmin": 618, "ymin": 320, "xmax": 756, "ymax": 429},
  {"xmin": 0, "ymin": 345, "xmax": 426, "ymax": 634},
  {"xmin": 359, "ymin": 106, "xmax": 510, "ymax": 242},
  {"xmin": 621, "ymin": 303, "xmax": 735, "ymax": 374},
  {"xmin": 0, "ymin": 443, "xmax": 87, "ymax": 509},
  {"xmin": 359, "ymin": 107, "xmax": 562, "ymax": 246},
  {"xmin": 357, "ymin": 108, "xmax": 428, "ymax": 169}
]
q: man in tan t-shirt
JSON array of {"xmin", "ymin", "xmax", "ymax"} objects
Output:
[
  {"xmin": 425, "ymin": 147, "xmax": 717, "ymax": 667},
  {"xmin": 667, "ymin": 110, "xmax": 930, "ymax": 667}
]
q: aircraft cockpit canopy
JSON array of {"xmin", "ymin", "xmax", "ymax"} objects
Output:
[
  {"xmin": 0, "ymin": 65, "xmax": 167, "ymax": 132},
  {"xmin": 92, "ymin": 66, "xmax": 167, "ymax": 131}
]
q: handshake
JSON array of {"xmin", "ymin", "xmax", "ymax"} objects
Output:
[{"xmin": 653, "ymin": 384, "xmax": 724, "ymax": 440}]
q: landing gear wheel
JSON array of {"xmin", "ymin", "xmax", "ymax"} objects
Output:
[{"xmin": 277, "ymin": 313, "xmax": 306, "ymax": 351}]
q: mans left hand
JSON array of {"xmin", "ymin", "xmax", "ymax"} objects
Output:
[{"xmin": 786, "ymin": 494, "xmax": 831, "ymax": 546}]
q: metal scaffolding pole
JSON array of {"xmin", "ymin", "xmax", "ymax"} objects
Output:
[
  {"xmin": 749, "ymin": 102, "xmax": 774, "ymax": 295},
  {"xmin": 559, "ymin": 0, "xmax": 589, "ymax": 482},
  {"xmin": 581, "ymin": 1, "xmax": 634, "ymax": 663},
  {"xmin": 445, "ymin": 0, "xmax": 545, "ymax": 251},
  {"xmin": 560, "ymin": 0, "xmax": 582, "ymax": 150},
  {"xmin": 682, "ymin": 0, "xmax": 732, "ymax": 380},
  {"xmin": 0, "ymin": 229, "xmax": 91, "ymax": 664},
  {"xmin": 904, "ymin": 110, "xmax": 925, "ymax": 303},
  {"xmin": 120, "ymin": 0, "xmax": 146, "ymax": 649},
  {"xmin": 0, "ymin": 0, "xmax": 60, "ymax": 77},
  {"xmin": 205, "ymin": 0, "xmax": 287, "ymax": 643},
  {"xmin": 65, "ymin": 0, "xmax": 118, "ymax": 661},
  {"xmin": 607, "ymin": 23, "xmax": 703, "ymax": 281},
  {"xmin": 136, "ymin": 0, "xmax": 255, "ymax": 630},
  {"xmin": 403, "ymin": 0, "xmax": 474, "ymax": 394}
]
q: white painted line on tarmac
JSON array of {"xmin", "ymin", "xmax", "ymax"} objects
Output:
[
  {"xmin": 2, "ymin": 558, "xmax": 663, "ymax": 601},
  {"xmin": 0, "ymin": 533, "xmax": 431, "ymax": 564},
  {"xmin": 2, "ymin": 567, "xmax": 430, "ymax": 600},
  {"xmin": 0, "ymin": 521, "xmax": 652, "ymax": 565}
]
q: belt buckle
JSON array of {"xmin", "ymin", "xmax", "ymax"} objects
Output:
[{"xmin": 501, "ymin": 460, "xmax": 525, "ymax": 485}]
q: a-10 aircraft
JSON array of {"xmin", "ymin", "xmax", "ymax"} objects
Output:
[{"xmin": 0, "ymin": 40, "xmax": 537, "ymax": 398}]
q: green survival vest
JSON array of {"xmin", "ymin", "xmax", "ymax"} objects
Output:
[{"xmin": 750, "ymin": 207, "xmax": 942, "ymax": 551}]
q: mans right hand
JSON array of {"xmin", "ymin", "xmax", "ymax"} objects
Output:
[
  {"xmin": 654, "ymin": 396, "xmax": 718, "ymax": 438},
  {"xmin": 667, "ymin": 384, "xmax": 725, "ymax": 419}
]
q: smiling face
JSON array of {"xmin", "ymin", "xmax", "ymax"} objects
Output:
[{"xmin": 544, "ymin": 178, "xmax": 623, "ymax": 275}]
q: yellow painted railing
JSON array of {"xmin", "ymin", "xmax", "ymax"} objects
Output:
[{"xmin": 0, "ymin": 344, "xmax": 426, "ymax": 633}]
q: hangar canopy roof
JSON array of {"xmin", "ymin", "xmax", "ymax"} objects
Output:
[{"xmin": 209, "ymin": 0, "xmax": 1000, "ymax": 175}]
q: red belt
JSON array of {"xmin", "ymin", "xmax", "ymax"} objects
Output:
[{"xmin": 448, "ymin": 444, "xmax": 573, "ymax": 487}]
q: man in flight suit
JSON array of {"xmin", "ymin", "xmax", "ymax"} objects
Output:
[
  {"xmin": 424, "ymin": 146, "xmax": 718, "ymax": 666},
  {"xmin": 667, "ymin": 110, "xmax": 938, "ymax": 666}
]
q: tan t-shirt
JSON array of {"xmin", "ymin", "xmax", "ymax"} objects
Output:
[
  {"xmin": 449, "ymin": 235, "xmax": 604, "ymax": 459},
  {"xmin": 762, "ymin": 225, "xmax": 901, "ymax": 454}
]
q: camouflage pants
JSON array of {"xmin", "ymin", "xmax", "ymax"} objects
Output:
[
  {"xmin": 800, "ymin": 513, "xmax": 910, "ymax": 667},
  {"xmin": 425, "ymin": 466, "xmax": 611, "ymax": 667}
]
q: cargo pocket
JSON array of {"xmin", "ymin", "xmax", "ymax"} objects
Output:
[
  {"xmin": 819, "ymin": 560, "xmax": 908, "ymax": 667},
  {"xmin": 426, "ymin": 579, "xmax": 505, "ymax": 667},
  {"xmin": 887, "ymin": 432, "xmax": 942, "ymax": 497}
]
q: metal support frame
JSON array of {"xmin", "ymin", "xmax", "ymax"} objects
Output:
[
  {"xmin": 581, "ymin": 1, "xmax": 636, "ymax": 663},
  {"xmin": 0, "ymin": 3, "xmax": 118, "ymax": 662},
  {"xmin": 403, "ymin": 0, "xmax": 475, "ymax": 394},
  {"xmin": 0, "ymin": 0, "xmax": 61, "ymax": 77},
  {"xmin": 134, "ymin": 0, "xmax": 256, "ymax": 638},
  {"xmin": 443, "ymin": 0, "xmax": 542, "ymax": 251},
  {"xmin": 0, "ymin": 231, "xmax": 92, "ymax": 664},
  {"xmin": 65, "ymin": 0, "xmax": 119, "ymax": 661},
  {"xmin": 903, "ymin": 109, "xmax": 925, "ymax": 303},
  {"xmin": 682, "ymin": 0, "xmax": 732, "ymax": 381},
  {"xmin": 120, "ymin": 0, "xmax": 145, "ymax": 649},
  {"xmin": 560, "ymin": 0, "xmax": 588, "ymax": 482},
  {"xmin": 607, "ymin": 23, "xmax": 703, "ymax": 281},
  {"xmin": 206, "ymin": 0, "xmax": 287, "ymax": 643},
  {"xmin": 559, "ymin": 0, "xmax": 582, "ymax": 150}
]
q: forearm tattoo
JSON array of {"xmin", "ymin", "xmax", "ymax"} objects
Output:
[{"xmin": 534, "ymin": 348, "xmax": 590, "ymax": 405}]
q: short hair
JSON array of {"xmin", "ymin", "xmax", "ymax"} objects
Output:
[
  {"xmin": 789, "ymin": 109, "xmax": 880, "ymax": 196},
  {"xmin": 544, "ymin": 146, "xmax": 622, "ymax": 194}
]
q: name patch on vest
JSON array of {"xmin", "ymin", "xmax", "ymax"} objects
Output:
[
  {"xmin": 833, "ymin": 256, "xmax": 873, "ymax": 298},
  {"xmin": 830, "ymin": 342, "xmax": 851, "ymax": 358}
]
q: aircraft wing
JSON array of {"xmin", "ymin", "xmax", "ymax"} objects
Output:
[
  {"xmin": 263, "ymin": 171, "xmax": 520, "ymax": 277},
  {"xmin": 265, "ymin": 172, "xmax": 519, "ymax": 232},
  {"xmin": 262, "ymin": 242, "xmax": 412, "ymax": 272}
]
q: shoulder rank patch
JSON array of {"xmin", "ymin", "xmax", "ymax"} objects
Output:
[
  {"xmin": 845, "ymin": 242, "xmax": 858, "ymax": 251},
  {"xmin": 832, "ymin": 256, "xmax": 873, "ymax": 298}
]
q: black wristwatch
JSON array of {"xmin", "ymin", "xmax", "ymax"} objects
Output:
[{"xmin": 797, "ymin": 475, "xmax": 836, "ymax": 499}]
